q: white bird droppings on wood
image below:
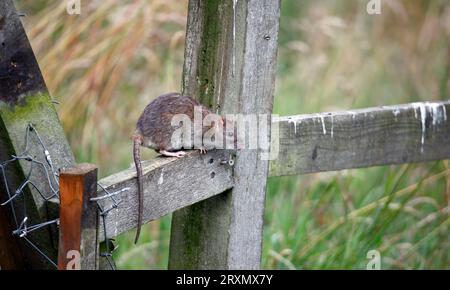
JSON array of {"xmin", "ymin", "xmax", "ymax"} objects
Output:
[
  {"xmin": 330, "ymin": 115, "xmax": 334, "ymax": 138},
  {"xmin": 412, "ymin": 102, "xmax": 448, "ymax": 153},
  {"xmin": 288, "ymin": 118, "xmax": 298, "ymax": 135},
  {"xmin": 393, "ymin": 109, "xmax": 401, "ymax": 121},
  {"xmin": 158, "ymin": 169, "xmax": 164, "ymax": 185},
  {"xmin": 319, "ymin": 115, "xmax": 327, "ymax": 135}
]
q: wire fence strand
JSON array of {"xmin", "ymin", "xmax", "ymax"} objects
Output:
[{"xmin": 0, "ymin": 124, "xmax": 126, "ymax": 269}]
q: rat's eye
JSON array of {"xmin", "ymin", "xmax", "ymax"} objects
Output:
[{"xmin": 227, "ymin": 132, "xmax": 233, "ymax": 137}]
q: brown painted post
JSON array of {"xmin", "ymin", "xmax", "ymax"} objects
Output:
[{"xmin": 58, "ymin": 164, "xmax": 99, "ymax": 270}]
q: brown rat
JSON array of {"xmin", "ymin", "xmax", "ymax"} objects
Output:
[{"xmin": 132, "ymin": 92, "xmax": 234, "ymax": 243}]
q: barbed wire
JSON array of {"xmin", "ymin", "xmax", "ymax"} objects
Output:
[
  {"xmin": 96, "ymin": 183, "xmax": 125, "ymax": 270},
  {"xmin": 0, "ymin": 124, "xmax": 60, "ymax": 268},
  {"xmin": 0, "ymin": 123, "xmax": 127, "ymax": 269}
]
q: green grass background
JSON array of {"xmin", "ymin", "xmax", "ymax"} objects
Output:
[{"xmin": 16, "ymin": 0, "xmax": 450, "ymax": 269}]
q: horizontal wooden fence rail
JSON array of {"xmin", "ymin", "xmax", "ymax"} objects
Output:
[
  {"xmin": 97, "ymin": 150, "xmax": 234, "ymax": 241},
  {"xmin": 270, "ymin": 100, "xmax": 450, "ymax": 176},
  {"xmin": 96, "ymin": 100, "xmax": 450, "ymax": 241}
]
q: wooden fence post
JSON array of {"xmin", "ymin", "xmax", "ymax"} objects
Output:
[
  {"xmin": 169, "ymin": 0, "xmax": 281, "ymax": 269},
  {"xmin": 0, "ymin": 200, "xmax": 24, "ymax": 269},
  {"xmin": 58, "ymin": 164, "xmax": 98, "ymax": 270},
  {"xmin": 0, "ymin": 0, "xmax": 76, "ymax": 269}
]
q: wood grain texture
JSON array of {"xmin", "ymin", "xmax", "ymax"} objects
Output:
[
  {"xmin": 96, "ymin": 150, "xmax": 234, "ymax": 241},
  {"xmin": 169, "ymin": 0, "xmax": 237, "ymax": 270},
  {"xmin": 58, "ymin": 164, "xmax": 98, "ymax": 270},
  {"xmin": 0, "ymin": 0, "xmax": 46, "ymax": 104},
  {"xmin": 169, "ymin": 0, "xmax": 281, "ymax": 270},
  {"xmin": 269, "ymin": 101, "xmax": 450, "ymax": 176},
  {"xmin": 0, "ymin": 0, "xmax": 75, "ymax": 269},
  {"xmin": 223, "ymin": 0, "xmax": 280, "ymax": 269}
]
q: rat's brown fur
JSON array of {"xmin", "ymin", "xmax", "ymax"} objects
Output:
[{"xmin": 132, "ymin": 92, "xmax": 218, "ymax": 243}]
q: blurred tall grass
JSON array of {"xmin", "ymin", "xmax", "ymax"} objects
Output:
[{"xmin": 16, "ymin": 0, "xmax": 449, "ymax": 269}]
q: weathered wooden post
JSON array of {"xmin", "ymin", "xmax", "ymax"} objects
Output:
[
  {"xmin": 58, "ymin": 164, "xmax": 99, "ymax": 270},
  {"xmin": 169, "ymin": 0, "xmax": 281, "ymax": 269},
  {"xmin": 0, "ymin": 0, "xmax": 75, "ymax": 269},
  {"xmin": 0, "ymin": 203, "xmax": 24, "ymax": 269}
]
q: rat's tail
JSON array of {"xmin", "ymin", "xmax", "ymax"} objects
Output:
[{"xmin": 133, "ymin": 134, "xmax": 143, "ymax": 244}]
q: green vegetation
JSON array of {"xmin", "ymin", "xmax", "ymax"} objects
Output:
[{"xmin": 18, "ymin": 0, "xmax": 449, "ymax": 269}]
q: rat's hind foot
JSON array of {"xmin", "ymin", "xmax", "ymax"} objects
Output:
[
  {"xmin": 199, "ymin": 147, "xmax": 207, "ymax": 154},
  {"xmin": 160, "ymin": 150, "xmax": 186, "ymax": 158}
]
